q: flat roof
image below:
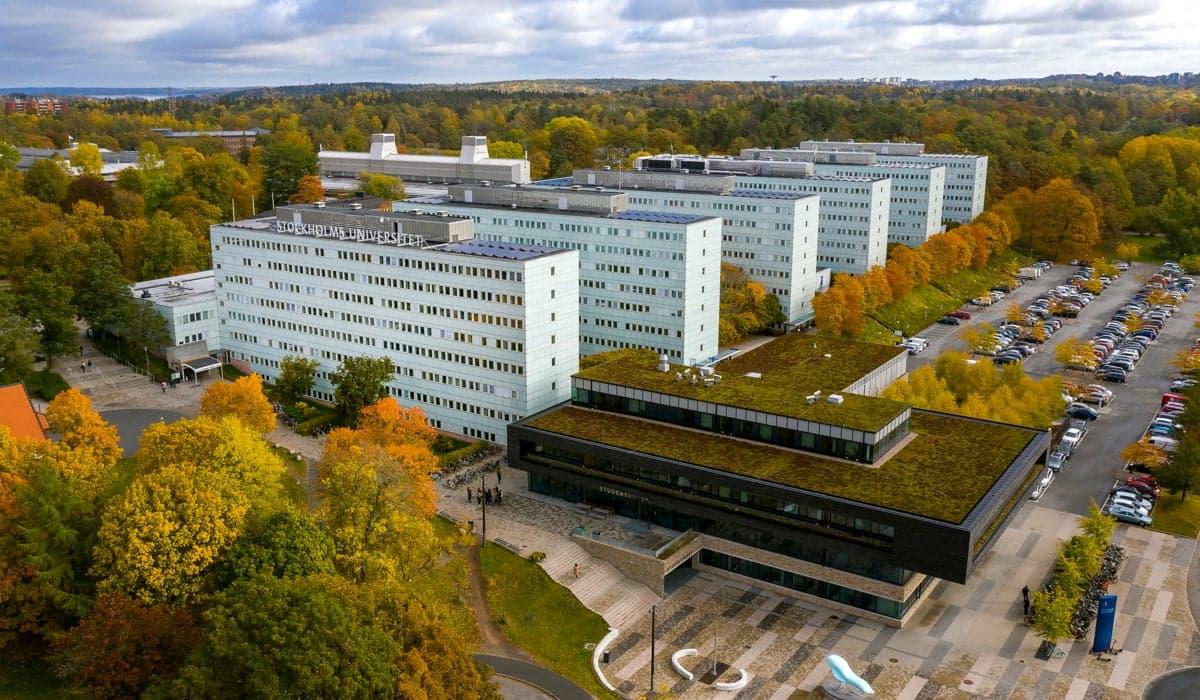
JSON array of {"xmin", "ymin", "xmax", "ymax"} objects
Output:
[
  {"xmin": 524, "ymin": 407, "xmax": 1038, "ymax": 523},
  {"xmin": 320, "ymin": 150, "xmax": 527, "ymax": 166},
  {"xmin": 436, "ymin": 239, "xmax": 567, "ymax": 261},
  {"xmin": 132, "ymin": 271, "xmax": 216, "ymax": 307},
  {"xmin": 607, "ymin": 211, "xmax": 712, "ymax": 225},
  {"xmin": 576, "ymin": 334, "xmax": 910, "ymax": 432}
]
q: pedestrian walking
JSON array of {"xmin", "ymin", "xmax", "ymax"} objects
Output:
[
  {"xmin": 495, "ymin": 487, "xmax": 502, "ymax": 505},
  {"xmin": 496, "ymin": 467, "xmax": 501, "ymax": 483},
  {"xmin": 80, "ymin": 362, "xmax": 86, "ymax": 373},
  {"xmin": 1022, "ymin": 585, "xmax": 1031, "ymax": 617},
  {"xmin": 160, "ymin": 381, "xmax": 167, "ymax": 393},
  {"xmin": 573, "ymin": 563, "xmax": 579, "ymax": 579},
  {"xmin": 467, "ymin": 487, "xmax": 473, "ymax": 503}
]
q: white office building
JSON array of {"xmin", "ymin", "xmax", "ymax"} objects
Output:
[
  {"xmin": 319, "ymin": 134, "xmax": 531, "ymax": 186},
  {"xmin": 793, "ymin": 141, "xmax": 988, "ymax": 223},
  {"xmin": 132, "ymin": 271, "xmax": 220, "ymax": 352},
  {"xmin": 738, "ymin": 147, "xmax": 945, "ymax": 246},
  {"xmin": 567, "ymin": 168, "xmax": 822, "ymax": 324},
  {"xmin": 633, "ymin": 154, "xmax": 890, "ymax": 276},
  {"xmin": 211, "ymin": 200, "xmax": 578, "ymax": 444},
  {"xmin": 400, "ymin": 185, "xmax": 721, "ymax": 365}
]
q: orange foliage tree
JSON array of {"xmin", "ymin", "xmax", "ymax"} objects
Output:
[
  {"xmin": 200, "ymin": 374, "xmax": 277, "ymax": 435},
  {"xmin": 289, "ymin": 174, "xmax": 325, "ymax": 204}
]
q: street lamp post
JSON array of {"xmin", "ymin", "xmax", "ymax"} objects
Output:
[
  {"xmin": 649, "ymin": 604, "xmax": 657, "ymax": 698},
  {"xmin": 143, "ymin": 346, "xmax": 150, "ymax": 380}
]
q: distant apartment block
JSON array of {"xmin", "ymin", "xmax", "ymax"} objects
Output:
[
  {"xmin": 633, "ymin": 154, "xmax": 890, "ymax": 276},
  {"xmin": 320, "ymin": 134, "xmax": 531, "ymax": 186},
  {"xmin": 400, "ymin": 184, "xmax": 721, "ymax": 365},
  {"xmin": 211, "ymin": 200, "xmax": 578, "ymax": 443},
  {"xmin": 150, "ymin": 128, "xmax": 269, "ymax": 155},
  {"xmin": 565, "ymin": 168, "xmax": 822, "ymax": 324},
  {"xmin": 5, "ymin": 97, "xmax": 66, "ymax": 115},
  {"xmin": 795, "ymin": 140, "xmax": 988, "ymax": 223}
]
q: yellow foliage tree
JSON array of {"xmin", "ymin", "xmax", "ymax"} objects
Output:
[
  {"xmin": 1120, "ymin": 439, "xmax": 1169, "ymax": 469},
  {"xmin": 1173, "ymin": 349, "xmax": 1200, "ymax": 375},
  {"xmin": 1115, "ymin": 242, "xmax": 1140, "ymax": 260},
  {"xmin": 812, "ymin": 287, "xmax": 847, "ymax": 336},
  {"xmin": 44, "ymin": 388, "xmax": 121, "ymax": 485},
  {"xmin": 199, "ymin": 374, "xmax": 276, "ymax": 435},
  {"xmin": 859, "ymin": 265, "xmax": 893, "ymax": 312},
  {"xmin": 1054, "ymin": 337, "xmax": 1098, "ymax": 370},
  {"xmin": 91, "ymin": 465, "xmax": 250, "ymax": 604},
  {"xmin": 1005, "ymin": 302, "xmax": 1027, "ymax": 325}
]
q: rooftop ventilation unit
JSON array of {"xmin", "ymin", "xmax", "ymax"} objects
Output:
[
  {"xmin": 827, "ymin": 394, "xmax": 844, "ymax": 405},
  {"xmin": 806, "ymin": 394, "xmax": 819, "ymax": 405},
  {"xmin": 657, "ymin": 354, "xmax": 670, "ymax": 372}
]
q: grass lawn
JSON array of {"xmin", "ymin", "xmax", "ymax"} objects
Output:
[
  {"xmin": 1150, "ymin": 490, "xmax": 1200, "ymax": 538},
  {"xmin": 1098, "ymin": 234, "xmax": 1164, "ymax": 264},
  {"xmin": 269, "ymin": 445, "xmax": 309, "ymax": 506},
  {"xmin": 480, "ymin": 543, "xmax": 614, "ymax": 699}
]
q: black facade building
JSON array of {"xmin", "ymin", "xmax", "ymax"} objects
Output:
[{"xmin": 507, "ymin": 335, "xmax": 1049, "ymax": 626}]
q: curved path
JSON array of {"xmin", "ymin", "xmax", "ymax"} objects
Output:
[{"xmin": 465, "ymin": 546, "xmax": 593, "ymax": 700}]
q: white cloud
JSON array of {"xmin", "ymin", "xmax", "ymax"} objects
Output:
[{"xmin": 0, "ymin": 0, "xmax": 1197, "ymax": 86}]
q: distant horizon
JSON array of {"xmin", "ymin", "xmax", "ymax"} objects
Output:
[{"xmin": 3, "ymin": 69, "xmax": 1198, "ymax": 96}]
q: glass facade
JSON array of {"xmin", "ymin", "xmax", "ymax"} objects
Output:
[
  {"xmin": 699, "ymin": 550, "xmax": 934, "ymax": 620},
  {"xmin": 528, "ymin": 471, "xmax": 911, "ymax": 586},
  {"xmin": 571, "ymin": 385, "xmax": 908, "ymax": 464},
  {"xmin": 526, "ymin": 443, "xmax": 898, "ymax": 549}
]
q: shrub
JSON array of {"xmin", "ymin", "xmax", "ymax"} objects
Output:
[
  {"xmin": 295, "ymin": 415, "xmax": 332, "ymax": 436},
  {"xmin": 527, "ymin": 551, "xmax": 546, "ymax": 563},
  {"xmin": 26, "ymin": 369, "xmax": 69, "ymax": 400}
]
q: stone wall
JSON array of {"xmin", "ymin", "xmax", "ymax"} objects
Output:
[{"xmin": 572, "ymin": 533, "xmax": 667, "ymax": 595}]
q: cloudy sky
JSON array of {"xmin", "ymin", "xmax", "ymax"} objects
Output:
[{"xmin": 1, "ymin": 0, "xmax": 1197, "ymax": 87}]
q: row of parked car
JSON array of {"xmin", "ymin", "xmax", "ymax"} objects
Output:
[
  {"xmin": 1104, "ymin": 391, "xmax": 1187, "ymax": 525},
  {"xmin": 1092, "ymin": 266, "xmax": 1190, "ymax": 383}
]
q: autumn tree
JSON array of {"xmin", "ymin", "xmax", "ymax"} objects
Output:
[
  {"xmin": 811, "ymin": 286, "xmax": 847, "ymax": 336},
  {"xmin": 91, "ymin": 465, "xmax": 250, "ymax": 604},
  {"xmin": 1054, "ymin": 336, "xmax": 1099, "ymax": 370},
  {"xmin": 1115, "ymin": 242, "xmax": 1141, "ymax": 260},
  {"xmin": 45, "ymin": 389, "xmax": 121, "ymax": 487},
  {"xmin": 1119, "ymin": 439, "xmax": 1169, "ymax": 470},
  {"xmin": 1015, "ymin": 178, "xmax": 1101, "ymax": 261},
  {"xmin": 200, "ymin": 374, "xmax": 277, "ymax": 435},
  {"xmin": 545, "ymin": 116, "xmax": 598, "ymax": 176},
  {"xmin": 331, "ymin": 356, "xmax": 394, "ymax": 428},
  {"xmin": 69, "ymin": 143, "xmax": 104, "ymax": 177},
  {"xmin": 1172, "ymin": 348, "xmax": 1200, "ymax": 375},
  {"xmin": 52, "ymin": 592, "xmax": 201, "ymax": 699},
  {"xmin": 24, "ymin": 158, "xmax": 69, "ymax": 204},
  {"xmin": 859, "ymin": 265, "xmax": 892, "ymax": 311},
  {"xmin": 359, "ymin": 173, "xmax": 406, "ymax": 202},
  {"xmin": 261, "ymin": 141, "xmax": 317, "ymax": 209},
  {"xmin": 1157, "ymin": 438, "xmax": 1200, "ymax": 500},
  {"xmin": 830, "ymin": 273, "xmax": 866, "ymax": 336},
  {"xmin": 290, "ymin": 174, "xmax": 325, "ymax": 204},
  {"xmin": 0, "ymin": 142, "xmax": 17, "ymax": 171}
]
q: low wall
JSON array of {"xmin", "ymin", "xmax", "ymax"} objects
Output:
[{"xmin": 572, "ymin": 533, "xmax": 668, "ymax": 595}]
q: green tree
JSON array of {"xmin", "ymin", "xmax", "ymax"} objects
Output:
[
  {"xmin": 69, "ymin": 143, "xmax": 103, "ymax": 177},
  {"xmin": 262, "ymin": 142, "xmax": 317, "ymax": 209},
  {"xmin": 75, "ymin": 240, "xmax": 132, "ymax": 330},
  {"xmin": 276, "ymin": 354, "xmax": 321, "ymax": 404},
  {"xmin": 18, "ymin": 270, "xmax": 77, "ymax": 368},
  {"xmin": 181, "ymin": 152, "xmax": 250, "ymax": 220},
  {"xmin": 487, "ymin": 140, "xmax": 525, "ymax": 159},
  {"xmin": 1157, "ymin": 437, "xmax": 1200, "ymax": 500},
  {"xmin": 359, "ymin": 173, "xmax": 406, "ymax": 202},
  {"xmin": 118, "ymin": 297, "xmax": 169, "ymax": 360},
  {"xmin": 1153, "ymin": 188, "xmax": 1200, "ymax": 259},
  {"xmin": 135, "ymin": 211, "xmax": 204, "ymax": 279},
  {"xmin": 331, "ymin": 356, "xmax": 394, "ymax": 428},
  {"xmin": 0, "ymin": 291, "xmax": 38, "ymax": 384},
  {"xmin": 24, "ymin": 158, "xmax": 69, "ymax": 204},
  {"xmin": 163, "ymin": 576, "xmax": 400, "ymax": 698},
  {"xmin": 221, "ymin": 509, "xmax": 336, "ymax": 585},
  {"xmin": 0, "ymin": 141, "xmax": 18, "ymax": 171},
  {"xmin": 1029, "ymin": 589, "xmax": 1073, "ymax": 646},
  {"xmin": 545, "ymin": 116, "xmax": 598, "ymax": 176}
]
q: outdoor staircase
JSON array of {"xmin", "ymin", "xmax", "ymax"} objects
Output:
[{"xmin": 539, "ymin": 540, "xmax": 661, "ymax": 632}]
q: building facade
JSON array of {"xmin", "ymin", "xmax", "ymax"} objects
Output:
[
  {"xmin": 812, "ymin": 162, "xmax": 945, "ymax": 247},
  {"xmin": 132, "ymin": 271, "xmax": 221, "ymax": 353},
  {"xmin": 150, "ymin": 128, "xmax": 269, "ymax": 155},
  {"xmin": 401, "ymin": 184, "xmax": 722, "ymax": 366},
  {"xmin": 320, "ymin": 134, "xmax": 531, "ymax": 186},
  {"xmin": 211, "ymin": 201, "xmax": 578, "ymax": 443},
  {"xmin": 508, "ymin": 335, "xmax": 1048, "ymax": 626},
  {"xmin": 569, "ymin": 168, "xmax": 822, "ymax": 324}
]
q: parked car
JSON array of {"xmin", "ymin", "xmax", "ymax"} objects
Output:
[
  {"xmin": 1061, "ymin": 427, "xmax": 1085, "ymax": 451},
  {"xmin": 1047, "ymin": 451, "xmax": 1067, "ymax": 472},
  {"xmin": 948, "ymin": 310, "xmax": 972, "ymax": 320},
  {"xmin": 1125, "ymin": 476, "xmax": 1161, "ymax": 498},
  {"xmin": 937, "ymin": 316, "xmax": 961, "ymax": 325},
  {"xmin": 1105, "ymin": 503, "xmax": 1152, "ymax": 526},
  {"xmin": 1100, "ymin": 369, "xmax": 1129, "ymax": 384},
  {"xmin": 1111, "ymin": 490, "xmax": 1154, "ymax": 513},
  {"xmin": 1029, "ymin": 468, "xmax": 1054, "ymax": 500},
  {"xmin": 1067, "ymin": 404, "xmax": 1100, "ymax": 420}
]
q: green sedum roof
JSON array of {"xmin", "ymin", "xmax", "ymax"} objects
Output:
[
  {"xmin": 575, "ymin": 335, "xmax": 911, "ymax": 433},
  {"xmin": 525, "ymin": 407, "xmax": 1037, "ymax": 523}
]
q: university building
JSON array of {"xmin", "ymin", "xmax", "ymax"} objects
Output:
[
  {"xmin": 320, "ymin": 134, "xmax": 531, "ymax": 186},
  {"xmin": 400, "ymin": 184, "xmax": 722, "ymax": 366},
  {"xmin": 211, "ymin": 200, "xmax": 578, "ymax": 443},
  {"xmin": 508, "ymin": 334, "xmax": 1048, "ymax": 625},
  {"xmin": 549, "ymin": 167, "xmax": 823, "ymax": 325}
]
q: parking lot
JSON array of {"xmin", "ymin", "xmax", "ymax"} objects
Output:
[{"xmin": 905, "ymin": 262, "xmax": 1200, "ymax": 518}]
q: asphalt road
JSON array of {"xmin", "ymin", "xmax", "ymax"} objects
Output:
[{"xmin": 904, "ymin": 262, "xmax": 1200, "ymax": 517}]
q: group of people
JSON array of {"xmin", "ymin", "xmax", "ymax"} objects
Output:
[{"xmin": 467, "ymin": 485, "xmax": 502, "ymax": 506}]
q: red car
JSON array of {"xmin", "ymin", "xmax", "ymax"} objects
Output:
[
  {"xmin": 1124, "ymin": 477, "xmax": 1160, "ymax": 499},
  {"xmin": 948, "ymin": 311, "xmax": 972, "ymax": 320}
]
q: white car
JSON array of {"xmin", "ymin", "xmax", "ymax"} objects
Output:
[
  {"xmin": 1061, "ymin": 427, "xmax": 1085, "ymax": 451},
  {"xmin": 901, "ymin": 337, "xmax": 929, "ymax": 355}
]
